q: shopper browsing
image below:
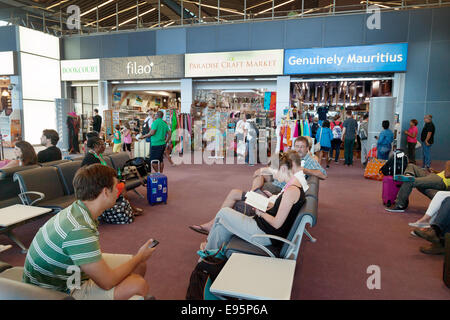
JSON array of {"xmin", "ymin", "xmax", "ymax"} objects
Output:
[
  {"xmin": 37, "ymin": 129, "xmax": 62, "ymax": 163},
  {"xmin": 92, "ymin": 108, "xmax": 102, "ymax": 133},
  {"xmin": 342, "ymin": 110, "xmax": 358, "ymax": 166},
  {"xmin": 140, "ymin": 111, "xmax": 170, "ymax": 173},
  {"xmin": 121, "ymin": 123, "xmax": 133, "ymax": 158},
  {"xmin": 235, "ymin": 114, "xmax": 247, "ymax": 161},
  {"xmin": 245, "ymin": 114, "xmax": 258, "ymax": 166},
  {"xmin": 22, "ymin": 164, "xmax": 156, "ymax": 299},
  {"xmin": 358, "ymin": 114, "xmax": 369, "ymax": 167},
  {"xmin": 315, "ymin": 120, "xmax": 333, "ymax": 168},
  {"xmin": 330, "ymin": 115, "xmax": 344, "ymax": 164},
  {"xmin": 113, "ymin": 124, "xmax": 122, "ymax": 153}
]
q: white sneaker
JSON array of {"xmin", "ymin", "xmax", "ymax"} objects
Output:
[
  {"xmin": 408, "ymin": 222, "xmax": 430, "ymax": 228},
  {"xmin": 0, "ymin": 244, "xmax": 12, "ymax": 253}
]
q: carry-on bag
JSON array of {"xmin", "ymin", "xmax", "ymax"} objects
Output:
[
  {"xmin": 147, "ymin": 160, "xmax": 168, "ymax": 205},
  {"xmin": 364, "ymin": 145, "xmax": 386, "ymax": 181},
  {"xmin": 382, "ymin": 176, "xmax": 403, "ymax": 207}
]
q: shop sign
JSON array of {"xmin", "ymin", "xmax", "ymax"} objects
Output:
[
  {"xmin": 185, "ymin": 50, "xmax": 284, "ymax": 78},
  {"xmin": 100, "ymin": 55, "xmax": 184, "ymax": 80},
  {"xmin": 284, "ymin": 43, "xmax": 408, "ymax": 74},
  {"xmin": 61, "ymin": 59, "xmax": 100, "ymax": 81},
  {"xmin": 0, "ymin": 51, "xmax": 17, "ymax": 75}
]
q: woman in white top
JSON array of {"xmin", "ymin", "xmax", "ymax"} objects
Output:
[{"xmin": 235, "ymin": 114, "xmax": 247, "ymax": 161}]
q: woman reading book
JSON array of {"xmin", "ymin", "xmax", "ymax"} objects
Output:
[{"xmin": 197, "ymin": 150, "xmax": 306, "ymax": 251}]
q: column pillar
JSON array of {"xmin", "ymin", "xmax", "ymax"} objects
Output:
[
  {"xmin": 276, "ymin": 76, "xmax": 290, "ymax": 126},
  {"xmin": 98, "ymin": 80, "xmax": 111, "ymax": 115},
  {"xmin": 181, "ymin": 78, "xmax": 193, "ymax": 114}
]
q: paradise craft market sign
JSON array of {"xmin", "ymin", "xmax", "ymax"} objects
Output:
[
  {"xmin": 185, "ymin": 50, "xmax": 284, "ymax": 78},
  {"xmin": 284, "ymin": 43, "xmax": 408, "ymax": 74}
]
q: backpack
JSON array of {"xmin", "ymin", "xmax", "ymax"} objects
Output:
[
  {"xmin": 100, "ymin": 195, "xmax": 134, "ymax": 224},
  {"xmin": 380, "ymin": 149, "xmax": 408, "ymax": 176},
  {"xmin": 142, "ymin": 119, "xmax": 151, "ymax": 135},
  {"xmin": 186, "ymin": 245, "xmax": 228, "ymax": 300},
  {"xmin": 124, "ymin": 157, "xmax": 148, "ymax": 179},
  {"xmin": 332, "ymin": 123, "xmax": 342, "ymax": 140},
  {"xmin": 359, "ymin": 123, "xmax": 368, "ymax": 140}
]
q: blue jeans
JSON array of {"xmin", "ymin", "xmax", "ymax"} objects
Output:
[{"xmin": 422, "ymin": 143, "xmax": 431, "ymax": 168}]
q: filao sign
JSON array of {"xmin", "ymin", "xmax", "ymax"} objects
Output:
[
  {"xmin": 185, "ymin": 50, "xmax": 284, "ymax": 78},
  {"xmin": 60, "ymin": 59, "xmax": 100, "ymax": 81},
  {"xmin": 284, "ymin": 43, "xmax": 408, "ymax": 74},
  {"xmin": 100, "ymin": 55, "xmax": 184, "ymax": 80}
]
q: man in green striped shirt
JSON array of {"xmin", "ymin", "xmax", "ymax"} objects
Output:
[{"xmin": 23, "ymin": 164, "xmax": 156, "ymax": 300}]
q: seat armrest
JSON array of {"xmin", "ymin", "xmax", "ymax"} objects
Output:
[
  {"xmin": 18, "ymin": 192, "xmax": 45, "ymax": 206},
  {"xmin": 249, "ymin": 234, "xmax": 296, "ymax": 258},
  {"xmin": 0, "ymin": 278, "xmax": 73, "ymax": 300}
]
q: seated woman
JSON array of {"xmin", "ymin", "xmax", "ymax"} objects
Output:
[
  {"xmin": 82, "ymin": 136, "xmax": 143, "ymax": 215},
  {"xmin": 376, "ymin": 120, "xmax": 394, "ymax": 160},
  {"xmin": 198, "ymin": 150, "xmax": 306, "ymax": 251},
  {"xmin": 2, "ymin": 140, "xmax": 38, "ymax": 169},
  {"xmin": 409, "ymin": 191, "xmax": 450, "ymax": 228}
]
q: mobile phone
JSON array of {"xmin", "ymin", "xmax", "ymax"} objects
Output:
[{"xmin": 148, "ymin": 240, "xmax": 159, "ymax": 248}]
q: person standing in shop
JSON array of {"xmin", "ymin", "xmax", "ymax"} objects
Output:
[
  {"xmin": 420, "ymin": 114, "xmax": 435, "ymax": 169},
  {"xmin": 112, "ymin": 124, "xmax": 122, "ymax": 153},
  {"xmin": 330, "ymin": 114, "xmax": 344, "ymax": 164},
  {"xmin": 140, "ymin": 111, "xmax": 170, "ymax": 173},
  {"xmin": 358, "ymin": 114, "xmax": 369, "ymax": 167},
  {"xmin": 342, "ymin": 110, "xmax": 358, "ymax": 166},
  {"xmin": 375, "ymin": 120, "xmax": 393, "ymax": 161},
  {"xmin": 246, "ymin": 114, "xmax": 258, "ymax": 166},
  {"xmin": 404, "ymin": 119, "xmax": 418, "ymax": 164},
  {"xmin": 92, "ymin": 108, "xmax": 102, "ymax": 134},
  {"xmin": 235, "ymin": 113, "xmax": 247, "ymax": 162}
]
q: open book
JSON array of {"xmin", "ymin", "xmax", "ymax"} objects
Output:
[{"xmin": 244, "ymin": 191, "xmax": 279, "ymax": 213}]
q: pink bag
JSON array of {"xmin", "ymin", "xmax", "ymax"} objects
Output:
[
  {"xmin": 382, "ymin": 176, "xmax": 403, "ymax": 207},
  {"xmin": 0, "ymin": 159, "xmax": 11, "ymax": 169}
]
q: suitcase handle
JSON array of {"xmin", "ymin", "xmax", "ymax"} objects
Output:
[{"xmin": 151, "ymin": 160, "xmax": 161, "ymax": 173}]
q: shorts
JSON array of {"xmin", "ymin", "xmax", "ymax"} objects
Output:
[
  {"xmin": 320, "ymin": 146, "xmax": 330, "ymax": 152},
  {"xmin": 122, "ymin": 143, "xmax": 132, "ymax": 152},
  {"xmin": 113, "ymin": 143, "xmax": 122, "ymax": 153},
  {"xmin": 150, "ymin": 145, "xmax": 165, "ymax": 163},
  {"xmin": 70, "ymin": 253, "xmax": 137, "ymax": 300}
]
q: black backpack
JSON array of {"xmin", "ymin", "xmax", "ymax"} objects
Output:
[
  {"xmin": 124, "ymin": 157, "xmax": 148, "ymax": 178},
  {"xmin": 142, "ymin": 119, "xmax": 150, "ymax": 135},
  {"xmin": 444, "ymin": 232, "xmax": 450, "ymax": 289},
  {"xmin": 380, "ymin": 150, "xmax": 408, "ymax": 176}
]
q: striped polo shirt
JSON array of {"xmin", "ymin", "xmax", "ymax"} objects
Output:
[{"xmin": 22, "ymin": 200, "xmax": 102, "ymax": 293}]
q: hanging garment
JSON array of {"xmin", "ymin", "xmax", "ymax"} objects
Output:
[
  {"xmin": 293, "ymin": 120, "xmax": 299, "ymax": 138},
  {"xmin": 171, "ymin": 111, "xmax": 178, "ymax": 147},
  {"xmin": 264, "ymin": 92, "xmax": 271, "ymax": 111},
  {"xmin": 270, "ymin": 92, "xmax": 277, "ymax": 111}
]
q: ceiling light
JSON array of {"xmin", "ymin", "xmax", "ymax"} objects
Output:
[
  {"xmin": 113, "ymin": 8, "xmax": 156, "ymax": 29},
  {"xmin": 81, "ymin": 0, "xmax": 114, "ymax": 17},
  {"xmin": 256, "ymin": 0, "xmax": 295, "ymax": 15}
]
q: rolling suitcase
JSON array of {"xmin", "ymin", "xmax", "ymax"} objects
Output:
[
  {"xmin": 382, "ymin": 150, "xmax": 404, "ymax": 207},
  {"xmin": 382, "ymin": 176, "xmax": 402, "ymax": 207},
  {"xmin": 147, "ymin": 160, "xmax": 168, "ymax": 205}
]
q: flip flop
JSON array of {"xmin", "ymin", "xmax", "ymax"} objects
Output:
[{"xmin": 189, "ymin": 225, "xmax": 209, "ymax": 235}]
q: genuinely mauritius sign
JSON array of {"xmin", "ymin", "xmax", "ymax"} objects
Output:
[{"xmin": 284, "ymin": 43, "xmax": 408, "ymax": 74}]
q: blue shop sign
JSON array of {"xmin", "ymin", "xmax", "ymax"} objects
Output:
[{"xmin": 284, "ymin": 43, "xmax": 408, "ymax": 74}]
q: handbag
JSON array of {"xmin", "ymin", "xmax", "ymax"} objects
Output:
[
  {"xmin": 100, "ymin": 195, "xmax": 134, "ymax": 224},
  {"xmin": 364, "ymin": 145, "xmax": 386, "ymax": 181},
  {"xmin": 313, "ymin": 127, "xmax": 323, "ymax": 153},
  {"xmin": 415, "ymin": 140, "xmax": 422, "ymax": 149}
]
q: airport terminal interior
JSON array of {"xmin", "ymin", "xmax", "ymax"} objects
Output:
[{"xmin": 0, "ymin": 0, "xmax": 449, "ymax": 302}]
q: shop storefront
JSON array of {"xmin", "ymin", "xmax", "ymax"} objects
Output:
[
  {"xmin": 100, "ymin": 54, "xmax": 184, "ymax": 137},
  {"xmin": 0, "ymin": 51, "xmax": 21, "ymax": 149},
  {"xmin": 282, "ymin": 43, "xmax": 408, "ymax": 151},
  {"xmin": 185, "ymin": 49, "xmax": 284, "ymax": 159}
]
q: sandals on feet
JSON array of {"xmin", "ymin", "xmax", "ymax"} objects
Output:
[{"xmin": 189, "ymin": 225, "xmax": 209, "ymax": 235}]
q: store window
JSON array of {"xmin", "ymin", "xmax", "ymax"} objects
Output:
[
  {"xmin": 0, "ymin": 76, "xmax": 21, "ymax": 148},
  {"xmin": 71, "ymin": 85, "xmax": 99, "ymax": 141}
]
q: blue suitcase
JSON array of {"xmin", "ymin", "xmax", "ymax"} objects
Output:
[{"xmin": 147, "ymin": 160, "xmax": 168, "ymax": 205}]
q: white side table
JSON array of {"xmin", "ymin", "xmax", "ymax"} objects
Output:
[
  {"xmin": 210, "ymin": 253, "xmax": 296, "ymax": 300},
  {"xmin": 0, "ymin": 205, "xmax": 52, "ymax": 253}
]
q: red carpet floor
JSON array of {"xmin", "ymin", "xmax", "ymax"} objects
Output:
[{"xmin": 1, "ymin": 159, "xmax": 449, "ymax": 299}]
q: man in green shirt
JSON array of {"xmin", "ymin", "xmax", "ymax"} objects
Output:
[
  {"xmin": 140, "ymin": 110, "xmax": 170, "ymax": 173},
  {"xmin": 23, "ymin": 164, "xmax": 157, "ymax": 299}
]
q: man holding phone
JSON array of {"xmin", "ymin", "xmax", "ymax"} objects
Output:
[{"xmin": 22, "ymin": 164, "xmax": 157, "ymax": 300}]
